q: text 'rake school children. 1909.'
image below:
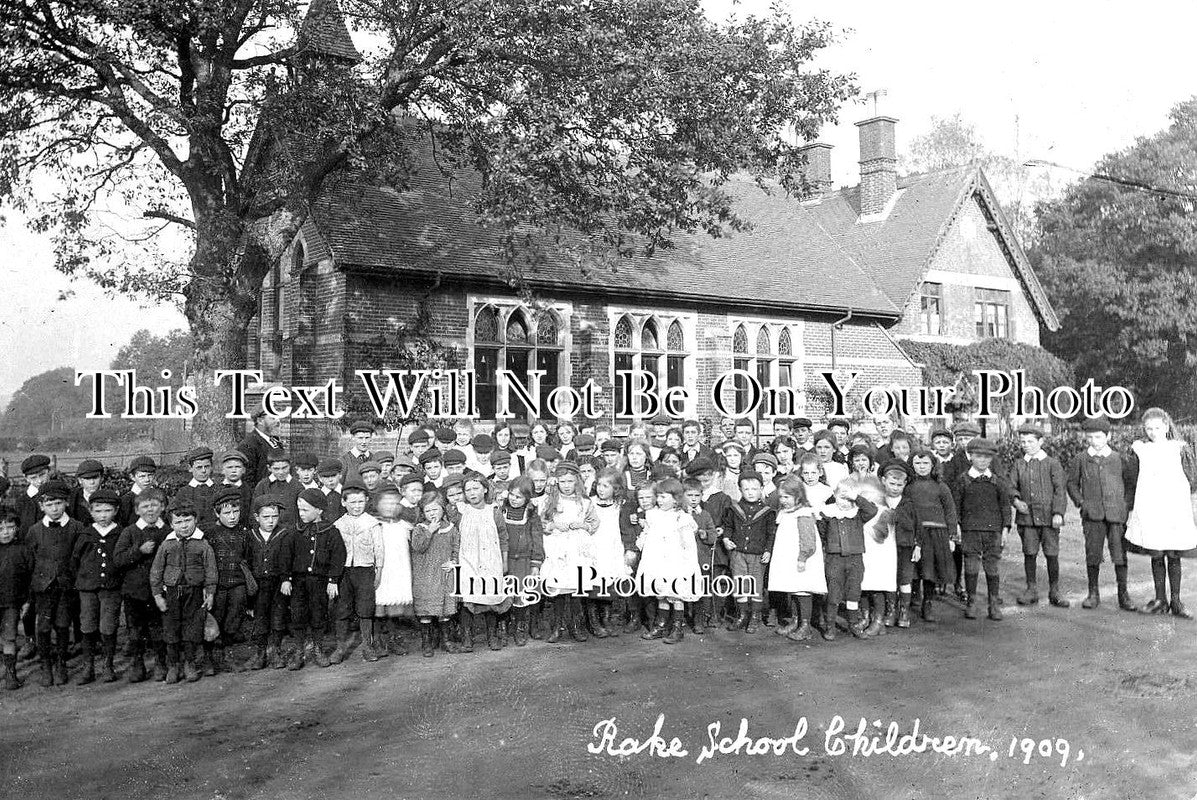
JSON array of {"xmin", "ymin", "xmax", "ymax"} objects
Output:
[{"xmin": 0, "ymin": 408, "xmax": 1193, "ymax": 690}]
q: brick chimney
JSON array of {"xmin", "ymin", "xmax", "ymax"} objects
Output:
[
  {"xmin": 797, "ymin": 142, "xmax": 833, "ymax": 198},
  {"xmin": 855, "ymin": 116, "xmax": 898, "ymax": 216}
]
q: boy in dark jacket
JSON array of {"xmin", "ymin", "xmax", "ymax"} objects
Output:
[
  {"xmin": 0, "ymin": 510, "xmax": 32, "ymax": 689},
  {"xmin": 688, "ymin": 456, "xmax": 736, "ymax": 628},
  {"xmin": 174, "ymin": 447, "xmax": 217, "ymax": 527},
  {"xmin": 118, "ymin": 456, "xmax": 157, "ymax": 528},
  {"xmin": 723, "ymin": 471, "xmax": 776, "ymax": 633},
  {"xmin": 1066, "ymin": 417, "xmax": 1139, "ymax": 612},
  {"xmin": 618, "ymin": 483, "xmax": 657, "ymax": 634},
  {"xmin": 817, "ymin": 482, "xmax": 879, "ymax": 640},
  {"xmin": 25, "ymin": 479, "xmax": 85, "ymax": 686},
  {"xmin": 203, "ymin": 488, "xmax": 252, "ymax": 674},
  {"xmin": 71, "ymin": 487, "xmax": 124, "ymax": 684},
  {"xmin": 1009, "ymin": 424, "xmax": 1069, "ymax": 608},
  {"xmin": 246, "ymin": 496, "xmax": 293, "ymax": 670},
  {"xmin": 683, "ymin": 478, "xmax": 718, "ymax": 634},
  {"xmin": 281, "ymin": 488, "xmax": 346, "ymax": 670},
  {"xmin": 113, "ymin": 488, "xmax": 168, "ymax": 682},
  {"xmin": 150, "ymin": 501, "xmax": 218, "ymax": 683},
  {"xmin": 951, "ymin": 438, "xmax": 1014, "ymax": 621},
  {"xmin": 252, "ymin": 449, "xmax": 302, "ymax": 530}
]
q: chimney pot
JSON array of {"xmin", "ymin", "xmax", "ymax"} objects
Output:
[{"xmin": 855, "ymin": 115, "xmax": 899, "ymax": 217}]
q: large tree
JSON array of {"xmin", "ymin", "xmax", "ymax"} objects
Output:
[
  {"xmin": 0, "ymin": 0, "xmax": 854, "ymax": 449},
  {"xmin": 1033, "ymin": 98, "xmax": 1197, "ymax": 417}
]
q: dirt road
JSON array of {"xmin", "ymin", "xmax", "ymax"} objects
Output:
[{"xmin": 2, "ymin": 510, "xmax": 1194, "ymax": 800}]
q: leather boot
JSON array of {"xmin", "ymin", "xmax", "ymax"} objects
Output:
[
  {"xmin": 727, "ymin": 604, "xmax": 748, "ymax": 632},
  {"xmin": 1144, "ymin": 557, "xmax": 1168, "ymax": 613},
  {"xmin": 152, "ymin": 645, "xmax": 168, "ymax": 681},
  {"xmin": 78, "ymin": 635, "xmax": 96, "ymax": 685},
  {"xmin": 165, "ymin": 648, "xmax": 182, "ymax": 683},
  {"xmin": 54, "ymin": 629, "xmax": 70, "ymax": 685},
  {"xmin": 689, "ymin": 603, "xmax": 706, "ymax": 635},
  {"xmin": 1168, "ymin": 556, "xmax": 1191, "ymax": 618},
  {"xmin": 896, "ymin": 593, "xmax": 912, "ymax": 628},
  {"xmin": 420, "ymin": 623, "xmax": 435, "ymax": 657},
  {"xmin": 602, "ymin": 603, "xmax": 619, "ymax": 638},
  {"xmin": 587, "ymin": 602, "xmax": 610, "ymax": 639},
  {"xmin": 101, "ymin": 635, "xmax": 118, "ymax": 682},
  {"xmin": 248, "ymin": 646, "xmax": 267, "ymax": 671},
  {"xmin": 776, "ymin": 597, "xmax": 800, "ymax": 637},
  {"xmin": 546, "ymin": 601, "xmax": 564, "ymax": 644},
  {"xmin": 128, "ymin": 641, "xmax": 148, "ymax": 683},
  {"xmin": 568, "ymin": 600, "xmax": 589, "ymax": 642},
  {"xmin": 513, "ymin": 609, "xmax": 529, "ymax": 647},
  {"xmin": 183, "ymin": 656, "xmax": 202, "ymax": 682},
  {"xmin": 864, "ymin": 596, "xmax": 884, "ymax": 637},
  {"xmin": 495, "ymin": 615, "xmax": 509, "ymax": 648},
  {"xmin": 745, "ymin": 602, "xmax": 761, "ymax": 633},
  {"xmin": 202, "ymin": 646, "xmax": 216, "ymax": 676},
  {"xmin": 963, "ymin": 573, "xmax": 979, "ymax": 619},
  {"xmin": 987, "ymin": 574, "xmax": 1003, "ymax": 621},
  {"xmin": 849, "ymin": 608, "xmax": 868, "ymax": 639},
  {"xmin": 459, "ymin": 610, "xmax": 475, "ymax": 652},
  {"xmin": 1115, "ymin": 565, "xmax": 1137, "ymax": 612},
  {"xmin": 485, "ymin": 613, "xmax": 501, "ymax": 651},
  {"xmin": 1048, "ymin": 582, "xmax": 1070, "ymax": 608},
  {"xmin": 623, "ymin": 600, "xmax": 644, "ymax": 635},
  {"xmin": 329, "ymin": 633, "xmax": 350, "ymax": 663},
  {"xmin": 921, "ymin": 596, "xmax": 934, "ymax": 621},
  {"xmin": 1081, "ymin": 565, "xmax": 1100, "ymax": 609},
  {"xmin": 3, "ymin": 653, "xmax": 19, "ymax": 690},
  {"xmin": 642, "ymin": 610, "xmax": 669, "ymax": 640},
  {"xmin": 663, "ymin": 610, "xmax": 685, "ymax": 644},
  {"xmin": 882, "ymin": 593, "xmax": 897, "ymax": 627},
  {"xmin": 310, "ymin": 638, "xmax": 332, "ymax": 667},
  {"xmin": 528, "ymin": 604, "xmax": 544, "ymax": 640}
]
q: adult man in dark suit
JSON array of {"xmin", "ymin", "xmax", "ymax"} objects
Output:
[{"xmin": 237, "ymin": 411, "xmax": 282, "ymax": 487}]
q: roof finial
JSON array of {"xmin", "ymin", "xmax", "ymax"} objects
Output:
[
  {"xmin": 297, "ymin": 0, "xmax": 361, "ymax": 64},
  {"xmin": 865, "ymin": 88, "xmax": 888, "ymax": 118}
]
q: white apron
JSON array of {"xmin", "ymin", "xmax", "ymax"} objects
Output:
[
  {"xmin": 455, "ymin": 503, "xmax": 508, "ymax": 606},
  {"xmin": 861, "ymin": 495, "xmax": 899, "ymax": 592},
  {"xmin": 1126, "ymin": 440, "xmax": 1197, "ymax": 551},
  {"xmin": 769, "ymin": 509, "xmax": 826, "ymax": 594},
  {"xmin": 539, "ymin": 495, "xmax": 597, "ymax": 595},
  {"xmin": 374, "ymin": 518, "xmax": 414, "ymax": 609},
  {"xmin": 592, "ymin": 501, "xmax": 630, "ymax": 583}
]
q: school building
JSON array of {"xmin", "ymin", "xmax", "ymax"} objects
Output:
[{"xmin": 247, "ymin": 0, "xmax": 1059, "ymax": 453}]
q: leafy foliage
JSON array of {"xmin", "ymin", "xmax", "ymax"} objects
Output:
[{"xmin": 1033, "ymin": 98, "xmax": 1197, "ymax": 418}]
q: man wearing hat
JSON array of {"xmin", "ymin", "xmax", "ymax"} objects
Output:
[
  {"xmin": 341, "ymin": 420, "xmax": 376, "ymax": 484},
  {"xmin": 951, "ymin": 437, "xmax": 1014, "ymax": 621},
  {"xmin": 1066, "ymin": 416, "xmax": 1138, "ymax": 612},
  {"xmin": 67, "ymin": 458, "xmax": 106, "ymax": 525},
  {"xmin": 25, "ymin": 480, "xmax": 85, "ymax": 685},
  {"xmin": 1009, "ymin": 424, "xmax": 1069, "ymax": 608},
  {"xmin": 174, "ymin": 446, "xmax": 218, "ymax": 527},
  {"xmin": 237, "ymin": 410, "xmax": 282, "ymax": 487},
  {"xmin": 15, "ymin": 454, "xmax": 53, "ymax": 538},
  {"xmin": 118, "ymin": 455, "xmax": 157, "ymax": 528}
]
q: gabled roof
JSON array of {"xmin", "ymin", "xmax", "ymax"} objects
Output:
[
  {"xmin": 305, "ymin": 140, "xmax": 1058, "ymax": 327},
  {"xmin": 297, "ymin": 0, "xmax": 361, "ymax": 63}
]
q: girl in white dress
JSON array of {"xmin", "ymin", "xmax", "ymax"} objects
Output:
[
  {"xmin": 769, "ymin": 478, "xmax": 826, "ymax": 641},
  {"xmin": 635, "ymin": 478, "xmax": 701, "ymax": 644},
  {"xmin": 1126, "ymin": 407, "xmax": 1197, "ymax": 618},
  {"xmin": 373, "ymin": 487, "xmax": 414, "ymax": 654},
  {"xmin": 813, "ymin": 431, "xmax": 848, "ymax": 489},
  {"xmin": 454, "ymin": 475, "xmax": 511, "ymax": 652},
  {"xmin": 590, "ymin": 469, "xmax": 629, "ymax": 637},
  {"xmin": 852, "ymin": 448, "xmax": 895, "ymax": 636},
  {"xmin": 539, "ymin": 462, "xmax": 599, "ymax": 642}
]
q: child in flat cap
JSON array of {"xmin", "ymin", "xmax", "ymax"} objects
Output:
[
  {"xmin": 952, "ymin": 438, "xmax": 1014, "ymax": 621},
  {"xmin": 114, "ymin": 489, "xmax": 169, "ymax": 681},
  {"xmin": 203, "ymin": 488, "xmax": 252, "ymax": 674},
  {"xmin": 1008, "ymin": 425, "xmax": 1069, "ymax": 608},
  {"xmin": 1067, "ymin": 417, "xmax": 1139, "ymax": 612},
  {"xmin": 151, "ymin": 502, "xmax": 217, "ymax": 683},
  {"xmin": 25, "ymin": 480, "xmax": 85, "ymax": 686},
  {"xmin": 245, "ymin": 496, "xmax": 293, "ymax": 670},
  {"xmin": 71, "ymin": 487, "xmax": 124, "ymax": 683},
  {"xmin": 0, "ymin": 510, "xmax": 32, "ymax": 689},
  {"xmin": 281, "ymin": 490, "xmax": 346, "ymax": 670}
]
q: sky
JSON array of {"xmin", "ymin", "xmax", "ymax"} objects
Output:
[{"xmin": 1, "ymin": 0, "xmax": 1195, "ymax": 396}]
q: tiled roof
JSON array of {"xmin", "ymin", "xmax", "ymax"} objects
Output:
[
  {"xmin": 307, "ymin": 146, "xmax": 1058, "ymax": 327},
  {"xmin": 297, "ymin": 0, "xmax": 361, "ymax": 63}
]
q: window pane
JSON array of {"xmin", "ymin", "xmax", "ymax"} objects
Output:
[
  {"xmin": 642, "ymin": 354, "xmax": 660, "ymax": 387},
  {"xmin": 666, "ymin": 355, "xmax": 684, "ymax": 390},
  {"xmin": 733, "ymin": 325, "xmax": 748, "ymax": 353},
  {"xmin": 536, "ymin": 312, "xmax": 559, "ymax": 346},
  {"xmin": 536, "ymin": 350, "xmax": 559, "ymax": 413},
  {"xmin": 474, "ymin": 347, "xmax": 499, "ymax": 417},
  {"xmin": 667, "ymin": 320, "xmax": 684, "ymax": 351},
  {"xmin": 642, "ymin": 320, "xmax": 659, "ymax": 351},
  {"xmin": 614, "ymin": 316, "xmax": 634, "ymax": 349},
  {"xmin": 778, "ymin": 328, "xmax": 792, "ymax": 356},
  {"xmin": 506, "ymin": 348, "xmax": 531, "ymax": 418},
  {"xmin": 778, "ymin": 360, "xmax": 791, "ymax": 388},
  {"xmin": 614, "ymin": 353, "xmax": 634, "ymax": 416},
  {"xmin": 506, "ymin": 311, "xmax": 530, "ymax": 343},
  {"xmin": 475, "ymin": 306, "xmax": 499, "ymax": 342},
  {"xmin": 733, "ymin": 357, "xmax": 750, "ymax": 414},
  {"xmin": 756, "ymin": 327, "xmax": 770, "ymax": 355},
  {"xmin": 756, "ymin": 359, "xmax": 770, "ymax": 419}
]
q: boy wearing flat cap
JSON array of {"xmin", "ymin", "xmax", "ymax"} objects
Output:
[
  {"xmin": 246, "ymin": 496, "xmax": 293, "ymax": 670},
  {"xmin": 71, "ymin": 487, "xmax": 124, "ymax": 683},
  {"xmin": 203, "ymin": 487, "xmax": 252, "ymax": 674},
  {"xmin": 951, "ymin": 438, "xmax": 1014, "ymax": 621},
  {"xmin": 68, "ymin": 459, "xmax": 106, "ymax": 525},
  {"xmin": 1009, "ymin": 424, "xmax": 1069, "ymax": 608},
  {"xmin": 281, "ymin": 489, "xmax": 346, "ymax": 670},
  {"xmin": 174, "ymin": 446, "xmax": 217, "ymax": 527},
  {"xmin": 1067, "ymin": 416, "xmax": 1139, "ymax": 611},
  {"xmin": 150, "ymin": 501, "xmax": 217, "ymax": 683},
  {"xmin": 316, "ymin": 459, "xmax": 345, "ymax": 523},
  {"xmin": 113, "ymin": 488, "xmax": 169, "ymax": 682},
  {"xmin": 118, "ymin": 455, "xmax": 157, "ymax": 528},
  {"xmin": 15, "ymin": 454, "xmax": 53, "ymax": 538},
  {"xmin": 253, "ymin": 449, "xmax": 302, "ymax": 529},
  {"xmin": 218, "ymin": 450, "xmax": 254, "ymax": 516},
  {"xmin": 26, "ymin": 480, "xmax": 85, "ymax": 686}
]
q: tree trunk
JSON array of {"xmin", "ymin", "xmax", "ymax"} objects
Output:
[{"xmin": 183, "ymin": 209, "xmax": 303, "ymax": 452}]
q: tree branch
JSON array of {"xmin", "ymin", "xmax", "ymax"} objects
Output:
[{"xmin": 144, "ymin": 210, "xmax": 196, "ymax": 229}]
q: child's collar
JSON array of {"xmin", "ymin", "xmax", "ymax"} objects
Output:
[
  {"xmin": 135, "ymin": 517, "xmax": 164, "ymax": 529},
  {"xmin": 42, "ymin": 513, "xmax": 70, "ymax": 527},
  {"xmin": 1087, "ymin": 445, "xmax": 1113, "ymax": 458},
  {"xmin": 166, "ymin": 529, "xmax": 203, "ymax": 541},
  {"xmin": 823, "ymin": 503, "xmax": 860, "ymax": 519},
  {"xmin": 967, "ymin": 467, "xmax": 993, "ymax": 479},
  {"xmin": 189, "ymin": 478, "xmax": 214, "ymax": 487},
  {"xmin": 1024, "ymin": 450, "xmax": 1047, "ymax": 461},
  {"xmin": 93, "ymin": 522, "xmax": 118, "ymax": 535}
]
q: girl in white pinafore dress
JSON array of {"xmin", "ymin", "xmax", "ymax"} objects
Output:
[
  {"xmin": 769, "ymin": 479, "xmax": 826, "ymax": 641},
  {"xmin": 589, "ymin": 469, "xmax": 629, "ymax": 637},
  {"xmin": 852, "ymin": 449, "xmax": 896, "ymax": 634},
  {"xmin": 1126, "ymin": 407, "xmax": 1197, "ymax": 618},
  {"xmin": 635, "ymin": 478, "xmax": 701, "ymax": 644},
  {"xmin": 539, "ymin": 462, "xmax": 599, "ymax": 642},
  {"xmin": 455, "ymin": 475, "xmax": 512, "ymax": 652},
  {"xmin": 373, "ymin": 488, "xmax": 414, "ymax": 654}
]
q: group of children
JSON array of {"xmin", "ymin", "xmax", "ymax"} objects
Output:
[{"xmin": 0, "ymin": 408, "xmax": 1192, "ymax": 691}]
